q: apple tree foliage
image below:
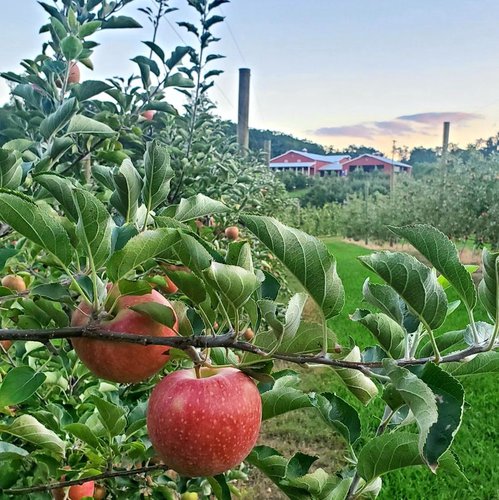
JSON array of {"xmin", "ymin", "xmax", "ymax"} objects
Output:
[{"xmin": 0, "ymin": 1, "xmax": 497, "ymax": 499}]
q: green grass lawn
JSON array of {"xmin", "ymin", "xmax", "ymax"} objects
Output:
[{"xmin": 253, "ymin": 238, "xmax": 498, "ymax": 500}]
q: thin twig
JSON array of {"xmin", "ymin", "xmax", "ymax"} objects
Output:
[{"xmin": 3, "ymin": 464, "xmax": 170, "ymax": 495}]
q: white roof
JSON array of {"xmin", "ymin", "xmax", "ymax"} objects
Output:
[
  {"xmin": 270, "ymin": 150, "xmax": 350, "ymax": 164},
  {"xmin": 320, "ymin": 162, "xmax": 344, "ymax": 171},
  {"xmin": 270, "ymin": 162, "xmax": 315, "ymax": 168},
  {"xmin": 344, "ymin": 154, "xmax": 412, "ymax": 168}
]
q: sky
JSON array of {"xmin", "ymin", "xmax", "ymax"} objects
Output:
[{"xmin": 1, "ymin": 0, "xmax": 499, "ymax": 154}]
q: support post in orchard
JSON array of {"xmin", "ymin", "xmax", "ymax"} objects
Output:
[
  {"xmin": 263, "ymin": 139, "xmax": 272, "ymax": 165},
  {"xmin": 237, "ymin": 67, "xmax": 251, "ymax": 153},
  {"xmin": 442, "ymin": 121, "xmax": 450, "ymax": 157}
]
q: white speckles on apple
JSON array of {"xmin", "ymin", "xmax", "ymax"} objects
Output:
[{"xmin": 147, "ymin": 366, "xmax": 262, "ymax": 477}]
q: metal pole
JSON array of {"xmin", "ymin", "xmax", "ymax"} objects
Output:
[{"xmin": 237, "ymin": 68, "xmax": 250, "ymax": 152}]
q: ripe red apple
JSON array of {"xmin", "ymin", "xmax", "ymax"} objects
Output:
[
  {"xmin": 68, "ymin": 62, "xmax": 81, "ymax": 84},
  {"xmin": 1, "ymin": 275, "xmax": 26, "ymax": 292},
  {"xmin": 71, "ymin": 288, "xmax": 178, "ymax": 383},
  {"xmin": 0, "ymin": 340, "xmax": 12, "ymax": 351},
  {"xmin": 52, "ymin": 479, "xmax": 94, "ymax": 500},
  {"xmin": 225, "ymin": 226, "xmax": 239, "ymax": 241},
  {"xmin": 147, "ymin": 367, "xmax": 262, "ymax": 477},
  {"xmin": 141, "ymin": 110, "xmax": 156, "ymax": 121}
]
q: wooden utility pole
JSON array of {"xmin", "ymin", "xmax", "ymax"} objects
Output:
[
  {"xmin": 390, "ymin": 139, "xmax": 396, "ymax": 195},
  {"xmin": 442, "ymin": 121, "xmax": 450, "ymax": 156},
  {"xmin": 263, "ymin": 139, "xmax": 271, "ymax": 164},
  {"xmin": 237, "ymin": 68, "xmax": 250, "ymax": 152}
]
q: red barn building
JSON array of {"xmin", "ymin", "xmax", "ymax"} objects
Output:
[
  {"xmin": 269, "ymin": 150, "xmax": 351, "ymax": 176},
  {"xmin": 341, "ymin": 154, "xmax": 412, "ymax": 175}
]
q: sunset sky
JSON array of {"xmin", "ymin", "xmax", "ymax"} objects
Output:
[{"xmin": 1, "ymin": 0, "xmax": 498, "ymax": 154}]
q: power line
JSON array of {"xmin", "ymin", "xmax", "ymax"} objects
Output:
[{"xmin": 219, "ymin": 6, "xmax": 248, "ymax": 67}]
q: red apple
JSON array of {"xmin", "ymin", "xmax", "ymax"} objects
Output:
[
  {"xmin": 147, "ymin": 367, "xmax": 262, "ymax": 477},
  {"xmin": 141, "ymin": 110, "xmax": 156, "ymax": 121},
  {"xmin": 224, "ymin": 226, "xmax": 239, "ymax": 241},
  {"xmin": 1, "ymin": 275, "xmax": 26, "ymax": 292},
  {"xmin": 68, "ymin": 62, "xmax": 81, "ymax": 84},
  {"xmin": 52, "ymin": 479, "xmax": 94, "ymax": 500},
  {"xmin": 0, "ymin": 340, "xmax": 12, "ymax": 351},
  {"xmin": 71, "ymin": 288, "xmax": 178, "ymax": 383}
]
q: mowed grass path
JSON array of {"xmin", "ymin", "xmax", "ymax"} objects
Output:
[{"xmin": 255, "ymin": 239, "xmax": 498, "ymax": 500}]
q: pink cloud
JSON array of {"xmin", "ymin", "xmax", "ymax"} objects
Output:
[{"xmin": 397, "ymin": 111, "xmax": 482, "ymax": 124}]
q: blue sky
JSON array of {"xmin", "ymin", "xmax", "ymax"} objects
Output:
[{"xmin": 1, "ymin": 0, "xmax": 498, "ymax": 152}]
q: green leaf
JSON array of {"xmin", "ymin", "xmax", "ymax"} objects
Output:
[
  {"xmin": 74, "ymin": 189, "xmax": 114, "ymax": 269},
  {"xmin": 165, "ymin": 46, "xmax": 190, "ymax": 69},
  {"xmin": 165, "ymin": 73, "xmax": 195, "ymax": 88},
  {"xmin": 0, "ymin": 442, "xmax": 29, "ymax": 460},
  {"xmin": 358, "ymin": 433, "xmax": 425, "ymax": 482},
  {"xmin": 209, "ymin": 474, "xmax": 231, "ymax": 500},
  {"xmin": 3, "ymin": 139, "xmax": 33, "ymax": 153},
  {"xmin": 358, "ymin": 432, "xmax": 465, "ymax": 482},
  {"xmin": 259, "ymin": 293, "xmax": 307, "ymax": 342},
  {"xmin": 110, "ymin": 159, "xmax": 142, "ymax": 223},
  {"xmin": 359, "ymin": 252, "xmax": 448, "ymax": 330},
  {"xmin": 78, "ymin": 20, "xmax": 102, "ymax": 37},
  {"xmin": 39, "ymin": 97, "xmax": 77, "ymax": 140},
  {"xmin": 0, "ymin": 191, "xmax": 73, "ymax": 266},
  {"xmin": 390, "ymin": 225, "xmax": 477, "ymax": 310},
  {"xmin": 0, "ymin": 366, "xmax": 46, "ymax": 407},
  {"xmin": 226, "ymin": 241, "xmax": 253, "ymax": 271},
  {"xmin": 308, "ymin": 392, "xmax": 361, "ymax": 444},
  {"xmin": 0, "ymin": 415, "xmax": 65, "ymax": 458},
  {"xmin": 352, "ymin": 309, "xmax": 405, "ymax": 358},
  {"xmin": 203, "ymin": 262, "xmax": 261, "ymax": 309},
  {"xmin": 34, "ymin": 173, "xmax": 79, "ymax": 221},
  {"xmin": 383, "ymin": 359, "xmax": 438, "ymax": 456},
  {"xmin": 130, "ymin": 302, "xmax": 176, "ymax": 328},
  {"xmin": 143, "ymin": 101, "xmax": 177, "ymax": 114},
  {"xmin": 443, "ymin": 351, "xmax": 499, "ymax": 376},
  {"xmin": 66, "ymin": 115, "xmax": 115, "ymax": 136},
  {"xmin": 64, "ymin": 423, "xmax": 100, "ymax": 449},
  {"xmin": 0, "ymin": 149, "xmax": 23, "ymax": 189},
  {"xmin": 362, "ymin": 278, "xmax": 403, "ymax": 324},
  {"xmin": 107, "ymin": 228, "xmax": 179, "ymax": 282},
  {"xmin": 332, "ymin": 346, "xmax": 379, "ymax": 405},
  {"xmin": 101, "ymin": 16, "xmax": 142, "ymax": 29},
  {"xmin": 241, "ymin": 215, "xmax": 344, "ymax": 319},
  {"xmin": 479, "ymin": 248, "xmax": 498, "ymax": 321},
  {"xmin": 250, "ymin": 321, "xmax": 336, "ymax": 357},
  {"xmin": 419, "ymin": 329, "xmax": 465, "ymax": 357},
  {"xmin": 246, "ymin": 446, "xmax": 321, "ymax": 499},
  {"xmin": 91, "ymin": 396, "xmax": 126, "ymax": 437},
  {"xmin": 420, "ymin": 363, "xmax": 464, "ymax": 469},
  {"xmin": 0, "ymin": 248, "xmax": 18, "ymax": 271},
  {"xmin": 60, "ymin": 35, "xmax": 83, "ymax": 60},
  {"xmin": 143, "ymin": 140, "xmax": 174, "ymax": 212},
  {"xmin": 163, "ymin": 269, "xmax": 206, "ymax": 305},
  {"xmin": 169, "ymin": 232, "xmax": 215, "ymax": 274},
  {"xmin": 71, "ymin": 80, "xmax": 112, "ymax": 101},
  {"xmin": 261, "ymin": 375, "xmax": 311, "ymax": 420},
  {"xmin": 174, "ymin": 193, "xmax": 229, "ymax": 222},
  {"xmin": 143, "ymin": 41, "xmax": 165, "ymax": 62},
  {"xmin": 464, "ymin": 321, "xmax": 494, "ymax": 346}
]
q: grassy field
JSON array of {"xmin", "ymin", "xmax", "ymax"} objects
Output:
[{"xmin": 249, "ymin": 239, "xmax": 498, "ymax": 500}]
